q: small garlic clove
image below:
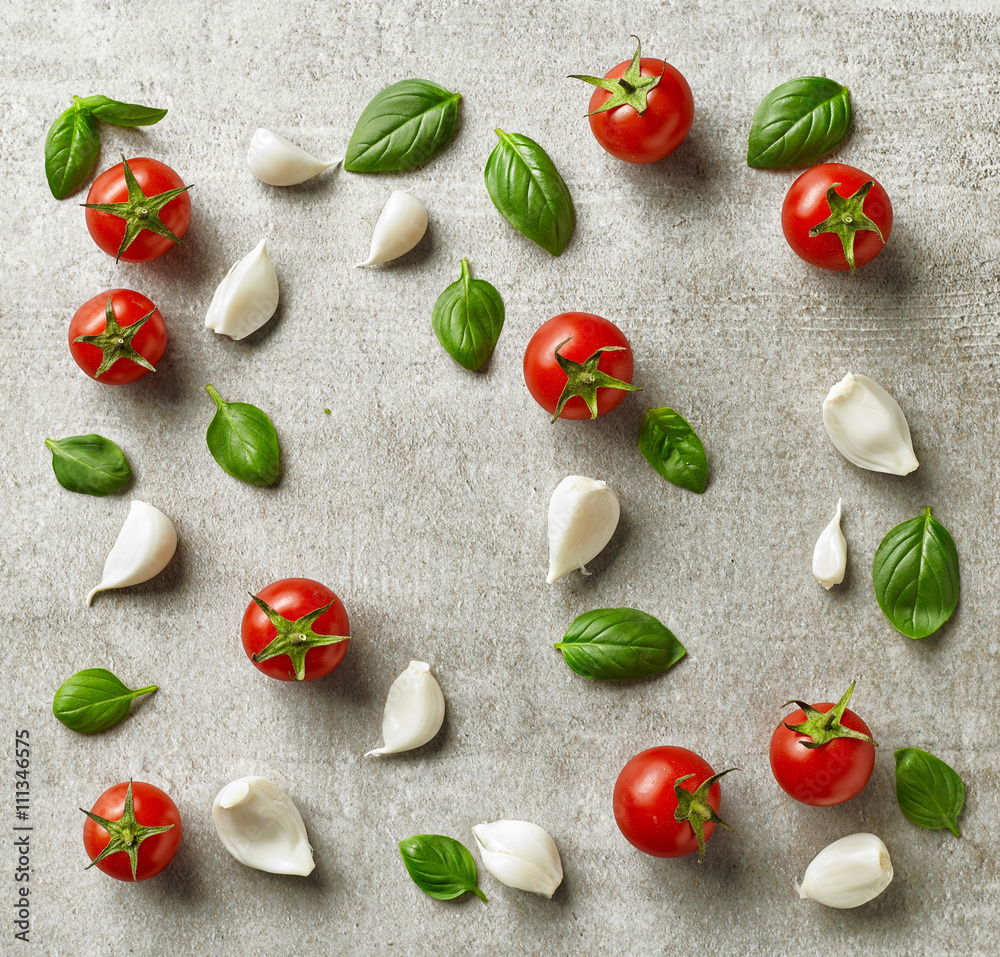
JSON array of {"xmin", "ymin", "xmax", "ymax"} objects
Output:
[
  {"xmin": 822, "ymin": 373, "xmax": 918, "ymax": 475},
  {"xmin": 355, "ymin": 190, "xmax": 428, "ymax": 267},
  {"xmin": 86, "ymin": 500, "xmax": 177, "ymax": 606},
  {"xmin": 365, "ymin": 660, "xmax": 445, "ymax": 756},
  {"xmin": 796, "ymin": 833, "xmax": 893, "ymax": 908},
  {"xmin": 205, "ymin": 238, "xmax": 280, "ymax": 340},
  {"xmin": 472, "ymin": 820, "xmax": 563, "ymax": 898},
  {"xmin": 246, "ymin": 128, "xmax": 338, "ymax": 186},
  {"xmin": 812, "ymin": 498, "xmax": 847, "ymax": 589},
  {"xmin": 547, "ymin": 475, "xmax": 620, "ymax": 583},
  {"xmin": 212, "ymin": 776, "xmax": 315, "ymax": 876}
]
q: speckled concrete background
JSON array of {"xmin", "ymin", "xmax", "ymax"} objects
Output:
[{"xmin": 3, "ymin": 0, "xmax": 999, "ymax": 954}]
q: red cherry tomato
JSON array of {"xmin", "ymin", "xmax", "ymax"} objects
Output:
[
  {"xmin": 242, "ymin": 578, "xmax": 350, "ymax": 682},
  {"xmin": 68, "ymin": 288, "xmax": 167, "ymax": 384}
]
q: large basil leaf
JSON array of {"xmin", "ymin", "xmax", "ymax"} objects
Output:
[
  {"xmin": 205, "ymin": 384, "xmax": 280, "ymax": 487},
  {"xmin": 747, "ymin": 77, "xmax": 851, "ymax": 169},
  {"xmin": 431, "ymin": 259, "xmax": 505, "ymax": 370},
  {"xmin": 555, "ymin": 608, "xmax": 686, "ymax": 680},
  {"xmin": 77, "ymin": 95, "xmax": 168, "ymax": 128},
  {"xmin": 894, "ymin": 747, "xmax": 964, "ymax": 837},
  {"xmin": 344, "ymin": 79, "xmax": 460, "ymax": 172},
  {"xmin": 45, "ymin": 434, "xmax": 131, "ymax": 496},
  {"xmin": 638, "ymin": 407, "xmax": 707, "ymax": 493},
  {"xmin": 484, "ymin": 130, "xmax": 574, "ymax": 256},
  {"xmin": 398, "ymin": 834, "xmax": 487, "ymax": 902},
  {"xmin": 873, "ymin": 508, "xmax": 959, "ymax": 639},
  {"xmin": 52, "ymin": 668, "xmax": 157, "ymax": 734},
  {"xmin": 44, "ymin": 104, "xmax": 100, "ymax": 198}
]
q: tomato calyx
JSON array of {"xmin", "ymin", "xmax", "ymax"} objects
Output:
[
  {"xmin": 570, "ymin": 37, "xmax": 666, "ymax": 117},
  {"xmin": 82, "ymin": 154, "xmax": 192, "ymax": 262},
  {"xmin": 248, "ymin": 593, "xmax": 349, "ymax": 681},
  {"xmin": 673, "ymin": 767, "xmax": 740, "ymax": 863},
  {"xmin": 781, "ymin": 681, "xmax": 878, "ymax": 749},
  {"xmin": 808, "ymin": 181, "xmax": 884, "ymax": 272},
  {"xmin": 73, "ymin": 296, "xmax": 159, "ymax": 379},
  {"xmin": 80, "ymin": 780, "xmax": 175, "ymax": 881},
  {"xmin": 550, "ymin": 337, "xmax": 641, "ymax": 421}
]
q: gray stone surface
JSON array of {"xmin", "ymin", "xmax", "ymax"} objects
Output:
[{"xmin": 3, "ymin": 0, "xmax": 999, "ymax": 954}]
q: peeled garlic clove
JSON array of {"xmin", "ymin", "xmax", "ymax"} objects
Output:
[
  {"xmin": 547, "ymin": 475, "xmax": 620, "ymax": 583},
  {"xmin": 812, "ymin": 498, "xmax": 847, "ymax": 589},
  {"xmin": 86, "ymin": 500, "xmax": 177, "ymax": 606},
  {"xmin": 365, "ymin": 660, "xmax": 445, "ymax": 756},
  {"xmin": 796, "ymin": 833, "xmax": 893, "ymax": 908},
  {"xmin": 212, "ymin": 776, "xmax": 315, "ymax": 876},
  {"xmin": 822, "ymin": 373, "xmax": 918, "ymax": 475},
  {"xmin": 472, "ymin": 820, "xmax": 563, "ymax": 898},
  {"xmin": 355, "ymin": 190, "xmax": 428, "ymax": 267},
  {"xmin": 205, "ymin": 238, "xmax": 279, "ymax": 340},
  {"xmin": 246, "ymin": 128, "xmax": 338, "ymax": 186}
]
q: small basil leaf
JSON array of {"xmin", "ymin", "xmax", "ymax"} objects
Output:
[
  {"xmin": 44, "ymin": 105, "xmax": 100, "ymax": 199},
  {"xmin": 344, "ymin": 79, "xmax": 460, "ymax": 172},
  {"xmin": 77, "ymin": 95, "xmax": 168, "ymax": 128},
  {"xmin": 484, "ymin": 129, "xmax": 574, "ymax": 256},
  {"xmin": 431, "ymin": 259, "xmax": 505, "ymax": 371},
  {"xmin": 747, "ymin": 77, "xmax": 851, "ymax": 169},
  {"xmin": 52, "ymin": 668, "xmax": 157, "ymax": 734},
  {"xmin": 398, "ymin": 834, "xmax": 487, "ymax": 902},
  {"xmin": 555, "ymin": 608, "xmax": 686, "ymax": 681},
  {"xmin": 638, "ymin": 407, "xmax": 707, "ymax": 493},
  {"xmin": 894, "ymin": 747, "xmax": 965, "ymax": 837},
  {"xmin": 873, "ymin": 507, "xmax": 960, "ymax": 639},
  {"xmin": 45, "ymin": 434, "xmax": 131, "ymax": 496},
  {"xmin": 205, "ymin": 384, "xmax": 280, "ymax": 487}
]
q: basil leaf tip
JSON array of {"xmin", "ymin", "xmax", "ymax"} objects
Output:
[
  {"xmin": 52, "ymin": 668, "xmax": 157, "ymax": 734},
  {"xmin": 398, "ymin": 834, "xmax": 487, "ymax": 902},
  {"xmin": 432, "ymin": 259, "xmax": 505, "ymax": 370},
  {"xmin": 45, "ymin": 433, "xmax": 131, "ymax": 496},
  {"xmin": 205, "ymin": 384, "xmax": 281, "ymax": 487},
  {"xmin": 894, "ymin": 747, "xmax": 965, "ymax": 837},
  {"xmin": 638, "ymin": 407, "xmax": 707, "ymax": 493}
]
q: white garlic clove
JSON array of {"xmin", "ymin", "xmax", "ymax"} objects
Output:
[
  {"xmin": 365, "ymin": 660, "xmax": 445, "ymax": 756},
  {"xmin": 205, "ymin": 238, "xmax": 280, "ymax": 340},
  {"xmin": 472, "ymin": 820, "xmax": 563, "ymax": 898},
  {"xmin": 812, "ymin": 498, "xmax": 847, "ymax": 590},
  {"xmin": 246, "ymin": 128, "xmax": 338, "ymax": 186},
  {"xmin": 796, "ymin": 833, "xmax": 893, "ymax": 908},
  {"xmin": 355, "ymin": 190, "xmax": 428, "ymax": 267},
  {"xmin": 547, "ymin": 475, "xmax": 620, "ymax": 583},
  {"xmin": 822, "ymin": 373, "xmax": 918, "ymax": 475},
  {"xmin": 212, "ymin": 776, "xmax": 315, "ymax": 876},
  {"xmin": 86, "ymin": 501, "xmax": 177, "ymax": 606}
]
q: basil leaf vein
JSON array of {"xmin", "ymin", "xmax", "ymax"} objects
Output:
[
  {"xmin": 638, "ymin": 407, "xmax": 707, "ymax": 493},
  {"xmin": 52, "ymin": 668, "xmax": 157, "ymax": 734},
  {"xmin": 894, "ymin": 747, "xmax": 965, "ymax": 837},
  {"xmin": 398, "ymin": 834, "xmax": 487, "ymax": 902},
  {"xmin": 44, "ymin": 105, "xmax": 100, "ymax": 199},
  {"xmin": 431, "ymin": 259, "xmax": 505, "ymax": 370},
  {"xmin": 205, "ymin": 384, "xmax": 280, "ymax": 487},
  {"xmin": 45, "ymin": 434, "xmax": 131, "ymax": 496}
]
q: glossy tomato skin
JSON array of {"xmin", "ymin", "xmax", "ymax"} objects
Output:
[
  {"xmin": 85, "ymin": 157, "xmax": 192, "ymax": 262},
  {"xmin": 769, "ymin": 703, "xmax": 875, "ymax": 806},
  {"xmin": 781, "ymin": 163, "xmax": 893, "ymax": 271},
  {"xmin": 68, "ymin": 288, "xmax": 167, "ymax": 384},
  {"xmin": 83, "ymin": 782, "xmax": 182, "ymax": 882},
  {"xmin": 242, "ymin": 578, "xmax": 350, "ymax": 682},
  {"xmin": 613, "ymin": 746, "xmax": 721, "ymax": 858},
  {"xmin": 523, "ymin": 312, "xmax": 634, "ymax": 420},
  {"xmin": 588, "ymin": 58, "xmax": 694, "ymax": 163}
]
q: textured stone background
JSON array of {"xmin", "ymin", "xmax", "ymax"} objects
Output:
[{"xmin": 3, "ymin": 0, "xmax": 999, "ymax": 954}]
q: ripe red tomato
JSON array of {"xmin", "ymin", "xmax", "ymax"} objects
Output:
[
  {"xmin": 523, "ymin": 312, "xmax": 638, "ymax": 421},
  {"xmin": 781, "ymin": 163, "xmax": 892, "ymax": 272},
  {"xmin": 242, "ymin": 578, "xmax": 350, "ymax": 682},
  {"xmin": 84, "ymin": 156, "xmax": 192, "ymax": 262},
  {"xmin": 613, "ymin": 746, "xmax": 736, "ymax": 860},
  {"xmin": 82, "ymin": 780, "xmax": 181, "ymax": 882},
  {"xmin": 68, "ymin": 288, "xmax": 167, "ymax": 384}
]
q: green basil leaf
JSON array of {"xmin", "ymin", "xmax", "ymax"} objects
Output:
[
  {"xmin": 344, "ymin": 79, "xmax": 460, "ymax": 172},
  {"xmin": 398, "ymin": 834, "xmax": 487, "ymax": 902},
  {"xmin": 873, "ymin": 507, "xmax": 960, "ymax": 639},
  {"xmin": 484, "ymin": 129, "xmax": 574, "ymax": 256},
  {"xmin": 52, "ymin": 668, "xmax": 157, "ymax": 734},
  {"xmin": 431, "ymin": 259, "xmax": 505, "ymax": 371},
  {"xmin": 555, "ymin": 608, "xmax": 686, "ymax": 681},
  {"xmin": 77, "ymin": 95, "xmax": 168, "ymax": 128},
  {"xmin": 45, "ymin": 434, "xmax": 131, "ymax": 496},
  {"xmin": 747, "ymin": 77, "xmax": 851, "ymax": 169},
  {"xmin": 205, "ymin": 384, "xmax": 280, "ymax": 487},
  {"xmin": 44, "ymin": 104, "xmax": 100, "ymax": 199},
  {"xmin": 638, "ymin": 407, "xmax": 707, "ymax": 493},
  {"xmin": 894, "ymin": 747, "xmax": 965, "ymax": 837}
]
